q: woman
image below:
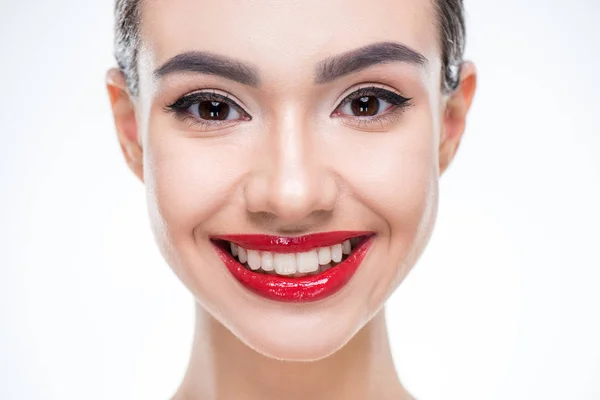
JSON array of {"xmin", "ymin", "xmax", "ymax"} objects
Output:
[{"xmin": 106, "ymin": 0, "xmax": 477, "ymax": 398}]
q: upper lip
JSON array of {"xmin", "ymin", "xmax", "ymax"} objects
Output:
[{"xmin": 211, "ymin": 231, "xmax": 375, "ymax": 253}]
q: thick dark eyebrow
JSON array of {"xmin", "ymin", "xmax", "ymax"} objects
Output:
[
  {"xmin": 315, "ymin": 42, "xmax": 428, "ymax": 84},
  {"xmin": 154, "ymin": 51, "xmax": 260, "ymax": 87}
]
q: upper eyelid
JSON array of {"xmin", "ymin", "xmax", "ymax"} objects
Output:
[
  {"xmin": 340, "ymin": 88, "xmax": 389, "ymax": 103},
  {"xmin": 333, "ymin": 86, "xmax": 410, "ymax": 113},
  {"xmin": 173, "ymin": 91, "xmax": 231, "ymax": 105},
  {"xmin": 168, "ymin": 90, "xmax": 249, "ymax": 114},
  {"xmin": 334, "ymin": 85, "xmax": 406, "ymax": 105}
]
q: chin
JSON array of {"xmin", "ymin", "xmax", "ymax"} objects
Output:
[{"xmin": 223, "ymin": 304, "xmax": 368, "ymax": 362}]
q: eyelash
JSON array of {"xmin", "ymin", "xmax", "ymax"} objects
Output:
[
  {"xmin": 332, "ymin": 86, "xmax": 412, "ymax": 129},
  {"xmin": 163, "ymin": 90, "xmax": 250, "ymax": 130},
  {"xmin": 163, "ymin": 86, "xmax": 412, "ymax": 131}
]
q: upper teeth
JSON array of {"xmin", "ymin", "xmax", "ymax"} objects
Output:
[{"xmin": 229, "ymin": 240, "xmax": 354, "ymax": 276}]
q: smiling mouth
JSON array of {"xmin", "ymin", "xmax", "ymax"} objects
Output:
[
  {"xmin": 210, "ymin": 231, "xmax": 376, "ymax": 302},
  {"xmin": 213, "ymin": 235, "xmax": 368, "ymax": 278}
]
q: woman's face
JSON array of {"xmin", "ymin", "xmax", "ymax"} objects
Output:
[{"xmin": 114, "ymin": 0, "xmax": 473, "ymax": 360}]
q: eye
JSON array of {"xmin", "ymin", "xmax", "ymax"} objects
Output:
[
  {"xmin": 184, "ymin": 99, "xmax": 240, "ymax": 121},
  {"xmin": 340, "ymin": 95, "xmax": 390, "ymax": 117},
  {"xmin": 332, "ymin": 86, "xmax": 412, "ymax": 129},
  {"xmin": 165, "ymin": 90, "xmax": 251, "ymax": 129}
]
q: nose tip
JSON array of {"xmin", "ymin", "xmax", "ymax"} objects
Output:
[{"xmin": 245, "ymin": 165, "xmax": 338, "ymax": 225}]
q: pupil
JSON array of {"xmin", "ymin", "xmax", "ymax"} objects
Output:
[
  {"xmin": 351, "ymin": 96, "xmax": 379, "ymax": 117},
  {"xmin": 199, "ymin": 101, "xmax": 230, "ymax": 120}
]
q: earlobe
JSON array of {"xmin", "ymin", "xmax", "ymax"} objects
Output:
[
  {"xmin": 106, "ymin": 68, "xmax": 144, "ymax": 183},
  {"xmin": 439, "ymin": 61, "xmax": 477, "ymax": 175}
]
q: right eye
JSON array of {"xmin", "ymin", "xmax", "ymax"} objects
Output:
[{"xmin": 165, "ymin": 91, "xmax": 251, "ymax": 129}]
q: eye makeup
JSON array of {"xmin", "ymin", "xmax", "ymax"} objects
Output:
[
  {"xmin": 331, "ymin": 85, "xmax": 413, "ymax": 130},
  {"xmin": 163, "ymin": 90, "xmax": 251, "ymax": 130},
  {"xmin": 163, "ymin": 85, "xmax": 413, "ymax": 132}
]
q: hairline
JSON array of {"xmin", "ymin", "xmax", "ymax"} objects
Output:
[{"xmin": 113, "ymin": 0, "xmax": 465, "ymax": 97}]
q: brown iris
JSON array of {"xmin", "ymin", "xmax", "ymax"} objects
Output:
[
  {"xmin": 199, "ymin": 101, "xmax": 230, "ymax": 120},
  {"xmin": 350, "ymin": 96, "xmax": 380, "ymax": 117}
]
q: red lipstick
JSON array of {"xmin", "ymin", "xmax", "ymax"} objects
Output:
[{"xmin": 210, "ymin": 231, "xmax": 375, "ymax": 302}]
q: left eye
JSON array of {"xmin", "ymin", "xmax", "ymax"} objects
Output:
[
  {"xmin": 338, "ymin": 96, "xmax": 393, "ymax": 117},
  {"xmin": 165, "ymin": 91, "xmax": 250, "ymax": 127},
  {"xmin": 188, "ymin": 100, "xmax": 241, "ymax": 121},
  {"xmin": 333, "ymin": 87, "xmax": 411, "ymax": 118}
]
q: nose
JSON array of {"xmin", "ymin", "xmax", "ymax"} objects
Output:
[{"xmin": 244, "ymin": 111, "xmax": 338, "ymax": 227}]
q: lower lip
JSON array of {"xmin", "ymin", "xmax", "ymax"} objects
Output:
[{"xmin": 211, "ymin": 236, "xmax": 375, "ymax": 303}]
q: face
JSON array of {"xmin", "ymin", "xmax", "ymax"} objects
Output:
[{"xmin": 107, "ymin": 0, "xmax": 476, "ymax": 361}]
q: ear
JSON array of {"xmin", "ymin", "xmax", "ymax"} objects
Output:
[
  {"xmin": 106, "ymin": 68, "xmax": 144, "ymax": 183},
  {"xmin": 439, "ymin": 61, "xmax": 477, "ymax": 175}
]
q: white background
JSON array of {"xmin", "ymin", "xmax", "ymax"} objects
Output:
[{"xmin": 1, "ymin": 0, "xmax": 599, "ymax": 399}]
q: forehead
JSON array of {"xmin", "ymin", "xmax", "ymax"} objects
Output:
[{"xmin": 139, "ymin": 0, "xmax": 439, "ymax": 83}]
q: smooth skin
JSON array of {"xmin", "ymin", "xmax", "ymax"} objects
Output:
[{"xmin": 106, "ymin": 0, "xmax": 476, "ymax": 398}]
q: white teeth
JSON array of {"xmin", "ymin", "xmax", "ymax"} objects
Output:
[
  {"xmin": 331, "ymin": 243, "xmax": 343, "ymax": 263},
  {"xmin": 342, "ymin": 240, "xmax": 351, "ymax": 255},
  {"xmin": 237, "ymin": 247, "xmax": 248, "ymax": 264},
  {"xmin": 229, "ymin": 237, "xmax": 361, "ymax": 276},
  {"xmin": 261, "ymin": 251, "xmax": 274, "ymax": 271},
  {"xmin": 317, "ymin": 246, "xmax": 332, "ymax": 265},
  {"xmin": 274, "ymin": 253, "xmax": 297, "ymax": 275},
  {"xmin": 247, "ymin": 250, "xmax": 261, "ymax": 270},
  {"xmin": 296, "ymin": 250, "xmax": 319, "ymax": 273}
]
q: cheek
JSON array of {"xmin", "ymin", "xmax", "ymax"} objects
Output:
[
  {"xmin": 375, "ymin": 120, "xmax": 439, "ymax": 269},
  {"xmin": 344, "ymin": 115, "xmax": 439, "ymax": 305},
  {"xmin": 380, "ymin": 144, "xmax": 437, "ymax": 236},
  {"xmin": 338, "ymin": 113, "xmax": 439, "ymax": 238},
  {"xmin": 143, "ymin": 125, "xmax": 245, "ymax": 245}
]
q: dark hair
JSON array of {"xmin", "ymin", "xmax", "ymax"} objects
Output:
[{"xmin": 113, "ymin": 0, "xmax": 465, "ymax": 97}]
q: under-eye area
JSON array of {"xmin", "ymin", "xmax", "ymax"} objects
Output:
[{"xmin": 212, "ymin": 235, "xmax": 371, "ymax": 278}]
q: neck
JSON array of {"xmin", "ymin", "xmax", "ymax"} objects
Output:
[{"xmin": 173, "ymin": 303, "xmax": 413, "ymax": 400}]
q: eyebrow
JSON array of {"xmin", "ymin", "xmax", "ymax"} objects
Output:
[
  {"xmin": 153, "ymin": 41, "xmax": 427, "ymax": 87},
  {"xmin": 314, "ymin": 41, "xmax": 428, "ymax": 84},
  {"xmin": 154, "ymin": 51, "xmax": 261, "ymax": 86}
]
